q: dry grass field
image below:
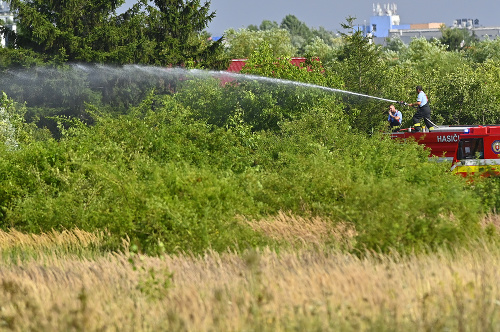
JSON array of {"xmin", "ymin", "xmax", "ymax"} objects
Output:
[{"xmin": 0, "ymin": 214, "xmax": 499, "ymax": 331}]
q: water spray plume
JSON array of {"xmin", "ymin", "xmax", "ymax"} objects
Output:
[
  {"xmin": 206, "ymin": 70, "xmax": 400, "ymax": 104},
  {"xmin": 1, "ymin": 64, "xmax": 399, "ymax": 110}
]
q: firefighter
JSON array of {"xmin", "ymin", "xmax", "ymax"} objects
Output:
[
  {"xmin": 408, "ymin": 85, "xmax": 434, "ymax": 132},
  {"xmin": 388, "ymin": 104, "xmax": 402, "ymax": 132}
]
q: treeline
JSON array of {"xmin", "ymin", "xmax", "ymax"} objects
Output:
[
  {"xmin": 227, "ymin": 17, "xmax": 500, "ymax": 127},
  {"xmin": 228, "ymin": 15, "xmax": 483, "ymax": 57},
  {"xmin": 0, "ymin": 0, "xmax": 227, "ymax": 68},
  {"xmin": 4, "ymin": 10, "xmax": 500, "ymax": 128}
]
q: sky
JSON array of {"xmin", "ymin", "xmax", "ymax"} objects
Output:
[{"xmin": 121, "ymin": 0, "xmax": 500, "ymax": 37}]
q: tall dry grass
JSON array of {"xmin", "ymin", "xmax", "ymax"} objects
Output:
[
  {"xmin": 0, "ymin": 228, "xmax": 105, "ymax": 265},
  {"xmin": 0, "ymin": 228, "xmax": 103, "ymax": 251},
  {"xmin": 0, "ymin": 217, "xmax": 498, "ymax": 331},
  {"xmin": 482, "ymin": 213, "xmax": 500, "ymax": 233},
  {"xmin": 240, "ymin": 211, "xmax": 357, "ymax": 250}
]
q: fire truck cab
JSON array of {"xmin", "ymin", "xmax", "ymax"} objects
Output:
[{"xmin": 451, "ymin": 126, "xmax": 500, "ymax": 176}]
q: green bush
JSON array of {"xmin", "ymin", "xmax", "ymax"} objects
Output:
[
  {"xmin": 0, "ymin": 80, "xmax": 486, "ymax": 256},
  {"xmin": 249, "ymin": 116, "xmax": 482, "ymax": 254},
  {"xmin": 470, "ymin": 175, "xmax": 500, "ymax": 213}
]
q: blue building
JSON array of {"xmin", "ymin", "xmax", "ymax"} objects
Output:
[
  {"xmin": 369, "ymin": 3, "xmax": 410, "ymax": 37},
  {"xmin": 359, "ymin": 3, "xmax": 410, "ymax": 38},
  {"xmin": 358, "ymin": 3, "xmax": 500, "ymax": 45}
]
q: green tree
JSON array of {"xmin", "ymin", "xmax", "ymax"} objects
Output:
[
  {"xmin": 280, "ymin": 14, "xmax": 313, "ymax": 40},
  {"xmin": 320, "ymin": 17, "xmax": 390, "ymax": 133},
  {"xmin": 0, "ymin": 47, "xmax": 46, "ymax": 68},
  {"xmin": 331, "ymin": 17, "xmax": 385, "ymax": 94},
  {"xmin": 432, "ymin": 63, "xmax": 483, "ymax": 124},
  {"xmin": 383, "ymin": 36, "xmax": 406, "ymax": 53},
  {"xmin": 439, "ymin": 26, "xmax": 478, "ymax": 51},
  {"xmin": 247, "ymin": 24, "xmax": 259, "ymax": 31},
  {"xmin": 6, "ymin": 0, "xmax": 226, "ymax": 67},
  {"xmin": 465, "ymin": 37, "xmax": 500, "ymax": 63},
  {"xmin": 140, "ymin": 0, "xmax": 224, "ymax": 66},
  {"xmin": 433, "ymin": 61, "xmax": 500, "ymax": 125},
  {"xmin": 303, "ymin": 36, "xmax": 333, "ymax": 60},
  {"xmin": 280, "ymin": 15, "xmax": 313, "ymax": 54},
  {"xmin": 311, "ymin": 26, "xmax": 341, "ymax": 48},
  {"xmin": 399, "ymin": 37, "xmax": 464, "ymax": 76},
  {"xmin": 224, "ymin": 28, "xmax": 296, "ymax": 59},
  {"xmin": 259, "ymin": 20, "xmax": 279, "ymax": 31},
  {"xmin": 8, "ymin": 0, "xmax": 126, "ymax": 62}
]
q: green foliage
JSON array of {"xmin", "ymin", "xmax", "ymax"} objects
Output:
[
  {"xmin": 0, "ymin": 93, "xmax": 21, "ymax": 150},
  {"xmin": 383, "ymin": 36, "xmax": 407, "ymax": 53},
  {"xmin": 303, "ymin": 37, "xmax": 335, "ymax": 60},
  {"xmin": 465, "ymin": 37, "xmax": 500, "ymax": 63},
  {"xmin": 259, "ymin": 20, "xmax": 279, "ymax": 31},
  {"xmin": 325, "ymin": 16, "xmax": 387, "ymax": 103},
  {"xmin": 349, "ymin": 155, "xmax": 481, "ymax": 254},
  {"xmin": 472, "ymin": 61, "xmax": 500, "ymax": 123},
  {"xmin": 433, "ymin": 63, "xmax": 488, "ymax": 125},
  {"xmin": 310, "ymin": 26, "xmax": 342, "ymax": 49},
  {"xmin": 176, "ymin": 69, "xmax": 342, "ymax": 134},
  {"xmin": 7, "ymin": 0, "xmax": 226, "ymax": 67},
  {"xmin": 0, "ymin": 93, "xmax": 50, "ymax": 147},
  {"xmin": 398, "ymin": 37, "xmax": 464, "ymax": 76},
  {"xmin": 177, "ymin": 43, "xmax": 344, "ymax": 133},
  {"xmin": 138, "ymin": 0, "xmax": 226, "ymax": 67},
  {"xmin": 440, "ymin": 26, "xmax": 478, "ymax": 51},
  {"xmin": 224, "ymin": 28, "xmax": 296, "ymax": 59},
  {"xmin": 0, "ymin": 82, "xmax": 486, "ymax": 256},
  {"xmin": 0, "ymin": 47, "xmax": 47, "ymax": 68},
  {"xmin": 470, "ymin": 175, "xmax": 500, "ymax": 212},
  {"xmin": 243, "ymin": 17, "xmax": 342, "ymax": 57},
  {"xmin": 241, "ymin": 43, "xmax": 332, "ymax": 83},
  {"xmin": 0, "ymin": 106, "xmax": 270, "ymax": 253},
  {"xmin": 9, "ymin": 0, "xmax": 126, "ymax": 61},
  {"xmin": 280, "ymin": 15, "xmax": 313, "ymax": 40},
  {"xmin": 279, "ymin": 15, "xmax": 314, "ymax": 54}
]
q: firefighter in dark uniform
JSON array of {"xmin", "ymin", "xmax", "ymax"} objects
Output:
[{"xmin": 408, "ymin": 85, "xmax": 434, "ymax": 132}]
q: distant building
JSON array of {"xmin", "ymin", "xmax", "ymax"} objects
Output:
[
  {"xmin": 0, "ymin": 1, "xmax": 16, "ymax": 47},
  {"xmin": 364, "ymin": 3, "xmax": 411, "ymax": 38},
  {"xmin": 360, "ymin": 2, "xmax": 500, "ymax": 45}
]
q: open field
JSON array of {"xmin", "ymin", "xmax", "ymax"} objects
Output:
[{"xmin": 0, "ymin": 215, "xmax": 499, "ymax": 331}]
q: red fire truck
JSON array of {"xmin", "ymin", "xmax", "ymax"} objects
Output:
[{"xmin": 391, "ymin": 125, "xmax": 500, "ymax": 176}]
